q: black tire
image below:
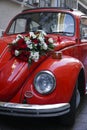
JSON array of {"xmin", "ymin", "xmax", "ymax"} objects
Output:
[{"xmin": 60, "ymin": 84, "xmax": 78, "ymax": 126}]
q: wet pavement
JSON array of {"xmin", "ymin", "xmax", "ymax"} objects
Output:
[{"xmin": 0, "ymin": 95, "xmax": 87, "ymax": 130}]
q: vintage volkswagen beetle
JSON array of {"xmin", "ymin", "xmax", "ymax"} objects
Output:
[{"xmin": 0, "ymin": 7, "xmax": 87, "ymax": 125}]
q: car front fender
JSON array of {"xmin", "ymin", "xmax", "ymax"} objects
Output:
[{"xmin": 19, "ymin": 55, "xmax": 84, "ymax": 104}]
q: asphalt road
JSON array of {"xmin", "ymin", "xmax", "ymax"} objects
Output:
[{"xmin": 0, "ymin": 95, "xmax": 87, "ymax": 130}]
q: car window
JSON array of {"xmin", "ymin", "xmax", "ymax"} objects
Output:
[
  {"xmin": 63, "ymin": 13, "xmax": 74, "ymax": 35},
  {"xmin": 80, "ymin": 17, "xmax": 87, "ymax": 40},
  {"xmin": 8, "ymin": 18, "xmax": 27, "ymax": 34}
]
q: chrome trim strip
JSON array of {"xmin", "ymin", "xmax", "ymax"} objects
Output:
[{"xmin": 0, "ymin": 102, "xmax": 69, "ymax": 110}]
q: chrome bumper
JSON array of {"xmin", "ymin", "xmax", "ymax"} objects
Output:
[{"xmin": 0, "ymin": 102, "xmax": 70, "ymax": 117}]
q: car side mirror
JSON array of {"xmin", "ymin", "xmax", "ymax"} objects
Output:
[{"xmin": 0, "ymin": 30, "xmax": 4, "ymax": 37}]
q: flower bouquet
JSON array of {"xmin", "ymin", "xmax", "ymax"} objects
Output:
[{"xmin": 9, "ymin": 30, "xmax": 54, "ymax": 65}]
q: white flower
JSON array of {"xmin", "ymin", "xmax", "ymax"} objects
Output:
[
  {"xmin": 37, "ymin": 30, "xmax": 47, "ymax": 36},
  {"xmin": 38, "ymin": 36, "xmax": 44, "ymax": 42},
  {"xmin": 40, "ymin": 42, "xmax": 48, "ymax": 50},
  {"xmin": 30, "ymin": 32, "xmax": 36, "ymax": 39},
  {"xmin": 12, "ymin": 34, "xmax": 23, "ymax": 44},
  {"xmin": 30, "ymin": 51, "xmax": 39, "ymax": 62},
  {"xmin": 17, "ymin": 34, "xmax": 23, "ymax": 39},
  {"xmin": 26, "ymin": 40, "xmax": 33, "ymax": 49},
  {"xmin": 48, "ymin": 38, "xmax": 54, "ymax": 44},
  {"xmin": 12, "ymin": 40, "xmax": 16, "ymax": 44},
  {"xmin": 43, "ymin": 42, "xmax": 48, "ymax": 50},
  {"xmin": 26, "ymin": 40, "xmax": 31, "ymax": 45},
  {"xmin": 41, "ymin": 30, "xmax": 47, "ymax": 36},
  {"xmin": 24, "ymin": 36, "xmax": 30, "ymax": 42},
  {"xmin": 16, "ymin": 34, "xmax": 23, "ymax": 42},
  {"xmin": 27, "ymin": 44, "xmax": 33, "ymax": 49},
  {"xmin": 15, "ymin": 50, "xmax": 20, "ymax": 56}
]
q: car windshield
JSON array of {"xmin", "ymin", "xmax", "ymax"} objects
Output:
[{"xmin": 8, "ymin": 12, "xmax": 75, "ymax": 36}]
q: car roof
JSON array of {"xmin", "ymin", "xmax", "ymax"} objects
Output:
[{"xmin": 21, "ymin": 7, "xmax": 85, "ymax": 17}]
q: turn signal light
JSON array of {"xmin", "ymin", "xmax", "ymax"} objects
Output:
[{"xmin": 52, "ymin": 51, "xmax": 62, "ymax": 59}]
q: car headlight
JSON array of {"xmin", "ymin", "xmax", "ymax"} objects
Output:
[{"xmin": 34, "ymin": 71, "xmax": 56, "ymax": 94}]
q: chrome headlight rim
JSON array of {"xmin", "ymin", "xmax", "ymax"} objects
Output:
[{"xmin": 34, "ymin": 70, "xmax": 56, "ymax": 95}]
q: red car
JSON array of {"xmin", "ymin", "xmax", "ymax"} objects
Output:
[{"xmin": 0, "ymin": 7, "xmax": 87, "ymax": 125}]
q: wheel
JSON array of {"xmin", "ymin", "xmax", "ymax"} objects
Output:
[
  {"xmin": 60, "ymin": 80, "xmax": 80, "ymax": 126},
  {"xmin": 76, "ymin": 88, "xmax": 80, "ymax": 108}
]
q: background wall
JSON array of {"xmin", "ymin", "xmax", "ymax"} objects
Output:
[{"xmin": 0, "ymin": 0, "xmax": 24, "ymax": 31}]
